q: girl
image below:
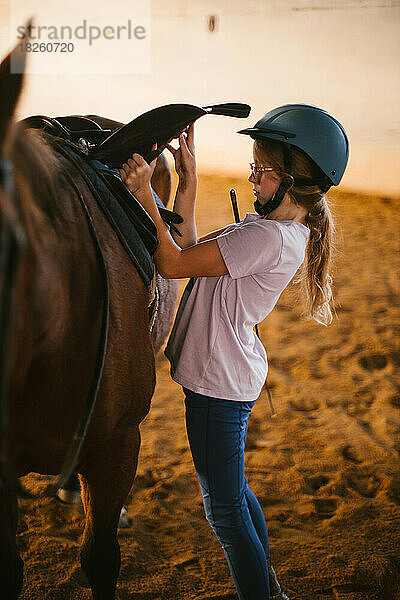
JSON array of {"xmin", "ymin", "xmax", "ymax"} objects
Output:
[{"xmin": 120, "ymin": 104, "xmax": 349, "ymax": 600}]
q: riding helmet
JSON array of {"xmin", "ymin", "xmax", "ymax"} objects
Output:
[{"xmin": 238, "ymin": 103, "xmax": 349, "ymax": 187}]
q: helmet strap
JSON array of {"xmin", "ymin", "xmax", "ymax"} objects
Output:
[
  {"xmin": 254, "ymin": 143, "xmax": 293, "ymax": 217},
  {"xmin": 253, "ymin": 180, "xmax": 289, "ymax": 216}
]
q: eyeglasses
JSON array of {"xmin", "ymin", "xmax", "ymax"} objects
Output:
[{"xmin": 249, "ymin": 163, "xmax": 275, "ymax": 178}]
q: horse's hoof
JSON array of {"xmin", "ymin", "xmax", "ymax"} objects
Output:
[
  {"xmin": 56, "ymin": 488, "xmax": 82, "ymax": 504},
  {"xmin": 118, "ymin": 506, "xmax": 130, "ymax": 529}
]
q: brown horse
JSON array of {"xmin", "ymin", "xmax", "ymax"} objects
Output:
[{"xmin": 0, "ymin": 44, "xmax": 177, "ymax": 599}]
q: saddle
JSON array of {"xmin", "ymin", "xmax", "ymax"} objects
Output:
[
  {"xmin": 21, "ymin": 103, "xmax": 251, "ymax": 285},
  {"xmin": 21, "ymin": 114, "xmax": 183, "ymax": 287},
  {"xmin": 22, "ymin": 102, "xmax": 251, "ymax": 166}
]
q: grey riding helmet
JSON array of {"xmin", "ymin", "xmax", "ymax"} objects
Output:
[{"xmin": 238, "ymin": 103, "xmax": 349, "ymax": 187}]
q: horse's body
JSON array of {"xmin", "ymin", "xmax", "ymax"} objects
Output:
[{"xmin": 0, "ymin": 48, "xmax": 177, "ymax": 599}]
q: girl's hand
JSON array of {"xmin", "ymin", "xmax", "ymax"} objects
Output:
[
  {"xmin": 120, "ymin": 145, "xmax": 157, "ymax": 198},
  {"xmin": 166, "ymin": 123, "xmax": 196, "ymax": 190}
]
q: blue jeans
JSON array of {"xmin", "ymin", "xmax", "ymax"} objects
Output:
[{"xmin": 184, "ymin": 388, "xmax": 271, "ymax": 600}]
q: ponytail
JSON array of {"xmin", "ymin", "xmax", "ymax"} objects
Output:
[{"xmin": 302, "ymin": 196, "xmax": 335, "ymax": 326}]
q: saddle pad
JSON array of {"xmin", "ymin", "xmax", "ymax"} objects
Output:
[{"xmin": 54, "ymin": 142, "xmax": 158, "ymax": 287}]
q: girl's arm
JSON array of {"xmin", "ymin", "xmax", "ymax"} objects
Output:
[
  {"xmin": 197, "ymin": 226, "xmax": 230, "ymax": 243},
  {"xmin": 165, "ymin": 127, "xmax": 231, "ymax": 246},
  {"xmin": 166, "ymin": 126, "xmax": 197, "ymax": 249},
  {"xmin": 169, "ymin": 179, "xmax": 197, "ymax": 248},
  {"xmin": 120, "ymin": 153, "xmax": 228, "ymax": 279},
  {"xmin": 156, "ymin": 226, "xmax": 227, "ymax": 279}
]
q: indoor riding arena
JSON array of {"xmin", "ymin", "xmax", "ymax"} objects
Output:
[{"xmin": 1, "ymin": 1, "xmax": 399, "ymax": 599}]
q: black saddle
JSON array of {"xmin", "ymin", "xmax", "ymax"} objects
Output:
[
  {"xmin": 21, "ymin": 103, "xmax": 251, "ymax": 285},
  {"xmin": 21, "ymin": 114, "xmax": 186, "ymax": 287},
  {"xmin": 22, "ymin": 102, "xmax": 250, "ymax": 167}
]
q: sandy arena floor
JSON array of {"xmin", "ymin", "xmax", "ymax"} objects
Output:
[{"xmin": 17, "ymin": 173, "xmax": 400, "ymax": 600}]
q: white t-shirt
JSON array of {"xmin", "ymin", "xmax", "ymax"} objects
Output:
[{"xmin": 164, "ymin": 213, "xmax": 310, "ymax": 401}]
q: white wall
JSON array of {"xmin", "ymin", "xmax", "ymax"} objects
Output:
[{"xmin": 1, "ymin": 0, "xmax": 399, "ymax": 195}]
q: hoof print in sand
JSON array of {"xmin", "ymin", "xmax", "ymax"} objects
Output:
[
  {"xmin": 308, "ymin": 475, "xmax": 330, "ymax": 491},
  {"xmin": 285, "ymin": 566, "xmax": 307, "ymax": 578},
  {"xmin": 313, "ymin": 497, "xmax": 338, "ymax": 519},
  {"xmin": 346, "ymin": 471, "xmax": 381, "ymax": 498},
  {"xmin": 173, "ymin": 556, "xmax": 200, "ymax": 570},
  {"xmin": 151, "ymin": 482, "xmax": 172, "ymax": 500},
  {"xmin": 359, "ymin": 353, "xmax": 388, "ymax": 371},
  {"xmin": 134, "ymin": 469, "xmax": 158, "ymax": 490},
  {"xmin": 341, "ymin": 445, "xmax": 363, "ymax": 464},
  {"xmin": 290, "ymin": 398, "xmax": 319, "ymax": 412},
  {"xmin": 172, "ymin": 556, "xmax": 203, "ymax": 578}
]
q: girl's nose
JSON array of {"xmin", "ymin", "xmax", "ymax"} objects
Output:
[{"xmin": 248, "ymin": 173, "xmax": 254, "ymax": 184}]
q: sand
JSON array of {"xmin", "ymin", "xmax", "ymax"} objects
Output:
[{"xmin": 17, "ymin": 174, "xmax": 400, "ymax": 600}]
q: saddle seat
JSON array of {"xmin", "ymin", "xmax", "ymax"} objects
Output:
[{"xmin": 22, "ymin": 114, "xmax": 113, "ymax": 147}]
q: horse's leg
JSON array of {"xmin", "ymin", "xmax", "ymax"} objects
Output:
[
  {"xmin": 0, "ymin": 485, "xmax": 23, "ymax": 599},
  {"xmin": 79, "ymin": 426, "xmax": 141, "ymax": 600},
  {"xmin": 151, "ymin": 153, "xmax": 172, "ymax": 207}
]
